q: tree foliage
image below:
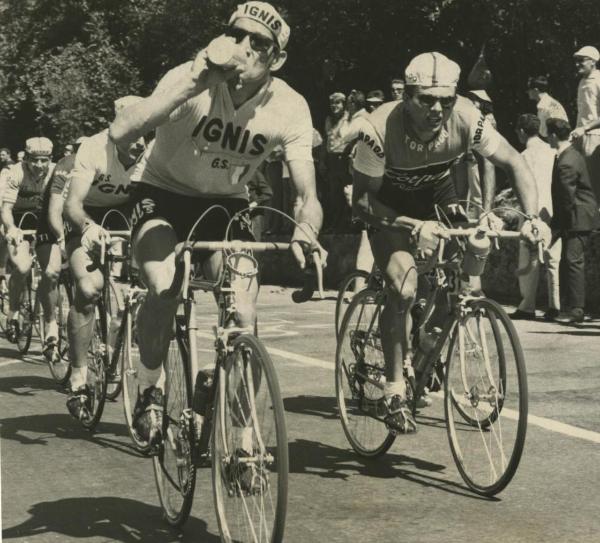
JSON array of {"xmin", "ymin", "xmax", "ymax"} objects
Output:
[{"xmin": 0, "ymin": 0, "xmax": 599, "ymax": 152}]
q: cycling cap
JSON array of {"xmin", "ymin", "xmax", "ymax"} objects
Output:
[
  {"xmin": 405, "ymin": 52, "xmax": 460, "ymax": 87},
  {"xmin": 114, "ymin": 95, "xmax": 143, "ymax": 114},
  {"xmin": 229, "ymin": 2, "xmax": 290, "ymax": 49},
  {"xmin": 25, "ymin": 137, "xmax": 53, "ymax": 157},
  {"xmin": 573, "ymin": 45, "xmax": 600, "ymax": 61},
  {"xmin": 366, "ymin": 90, "xmax": 385, "ymax": 103},
  {"xmin": 469, "ymin": 89, "xmax": 492, "ymax": 103}
]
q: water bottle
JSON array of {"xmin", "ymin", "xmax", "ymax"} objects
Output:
[
  {"xmin": 193, "ymin": 369, "xmax": 214, "ymax": 417},
  {"xmin": 206, "ymin": 36, "xmax": 245, "ymax": 68},
  {"xmin": 462, "ymin": 230, "xmax": 491, "ymax": 277}
]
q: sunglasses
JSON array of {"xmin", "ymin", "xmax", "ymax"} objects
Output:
[
  {"xmin": 416, "ymin": 94, "xmax": 457, "ymax": 109},
  {"xmin": 225, "ymin": 27, "xmax": 276, "ymax": 53}
]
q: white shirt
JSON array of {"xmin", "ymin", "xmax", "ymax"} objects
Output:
[
  {"xmin": 537, "ymin": 93, "xmax": 568, "ymax": 138},
  {"xmin": 324, "ymin": 111, "xmax": 351, "ymax": 154},
  {"xmin": 132, "ymin": 63, "xmax": 314, "ymax": 198},
  {"xmin": 521, "ymin": 136, "xmax": 556, "ymax": 219},
  {"xmin": 577, "ymin": 69, "xmax": 600, "ymax": 134},
  {"xmin": 69, "ymin": 129, "xmax": 138, "ymax": 207}
]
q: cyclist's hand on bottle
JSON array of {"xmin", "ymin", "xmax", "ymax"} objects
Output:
[
  {"xmin": 5, "ymin": 226, "xmax": 23, "ymax": 247},
  {"xmin": 520, "ymin": 216, "xmax": 550, "ymax": 246},
  {"xmin": 290, "ymin": 222, "xmax": 327, "ymax": 271},
  {"xmin": 570, "ymin": 127, "xmax": 586, "ymax": 141},
  {"xmin": 412, "ymin": 221, "xmax": 449, "ymax": 259},
  {"xmin": 81, "ymin": 221, "xmax": 111, "ymax": 256},
  {"xmin": 479, "ymin": 211, "xmax": 504, "ymax": 232}
]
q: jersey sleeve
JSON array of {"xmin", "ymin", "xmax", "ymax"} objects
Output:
[
  {"xmin": 50, "ymin": 157, "xmax": 75, "ymax": 196},
  {"xmin": 1, "ymin": 165, "xmax": 24, "ymax": 205},
  {"xmin": 352, "ymin": 119, "xmax": 385, "ymax": 178},
  {"xmin": 69, "ymin": 136, "xmax": 102, "ymax": 194},
  {"xmin": 467, "ymin": 107, "xmax": 502, "ymax": 158},
  {"xmin": 153, "ymin": 62, "xmax": 194, "ymax": 122},
  {"xmin": 280, "ymin": 97, "xmax": 314, "ymax": 163}
]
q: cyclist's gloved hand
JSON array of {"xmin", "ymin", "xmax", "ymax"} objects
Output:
[
  {"xmin": 81, "ymin": 221, "xmax": 110, "ymax": 255},
  {"xmin": 5, "ymin": 226, "xmax": 23, "ymax": 247},
  {"xmin": 290, "ymin": 222, "xmax": 327, "ymax": 271},
  {"xmin": 520, "ymin": 216, "xmax": 550, "ymax": 246},
  {"xmin": 411, "ymin": 221, "xmax": 449, "ymax": 259},
  {"xmin": 479, "ymin": 211, "xmax": 504, "ymax": 232}
]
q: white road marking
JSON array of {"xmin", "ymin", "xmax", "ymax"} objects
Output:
[
  {"xmin": 264, "ymin": 345, "xmax": 600, "ymax": 446},
  {"xmin": 297, "ymin": 324, "xmax": 332, "ymax": 329}
]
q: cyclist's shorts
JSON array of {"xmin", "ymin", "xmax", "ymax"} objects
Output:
[
  {"xmin": 130, "ymin": 183, "xmax": 254, "ymax": 242},
  {"xmin": 377, "ymin": 176, "xmax": 467, "ymax": 223},
  {"xmin": 65, "ymin": 203, "xmax": 133, "ymax": 243}
]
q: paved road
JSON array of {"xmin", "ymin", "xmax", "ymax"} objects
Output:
[{"xmin": 2, "ymin": 288, "xmax": 600, "ymax": 542}]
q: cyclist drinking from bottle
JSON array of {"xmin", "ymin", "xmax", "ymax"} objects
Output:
[{"xmin": 352, "ymin": 52, "xmax": 546, "ymax": 433}]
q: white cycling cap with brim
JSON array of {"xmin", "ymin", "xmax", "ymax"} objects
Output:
[
  {"xmin": 405, "ymin": 52, "xmax": 460, "ymax": 87},
  {"xmin": 25, "ymin": 137, "xmax": 53, "ymax": 156},
  {"xmin": 228, "ymin": 1, "xmax": 290, "ymax": 50}
]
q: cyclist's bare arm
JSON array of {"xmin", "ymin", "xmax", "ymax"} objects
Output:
[
  {"xmin": 64, "ymin": 169, "xmax": 94, "ymax": 231},
  {"xmin": 486, "ymin": 136, "xmax": 539, "ymax": 216},
  {"xmin": 288, "ymin": 159, "xmax": 325, "ymax": 268},
  {"xmin": 0, "ymin": 201, "xmax": 16, "ymax": 231},
  {"xmin": 48, "ymin": 192, "xmax": 65, "ymax": 241},
  {"xmin": 476, "ymin": 152, "xmax": 496, "ymax": 213},
  {"xmin": 352, "ymin": 170, "xmax": 421, "ymax": 232},
  {"xmin": 109, "ymin": 53, "xmax": 239, "ymax": 148}
]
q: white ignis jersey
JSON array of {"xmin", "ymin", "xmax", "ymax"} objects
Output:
[
  {"xmin": 70, "ymin": 129, "xmax": 137, "ymax": 207},
  {"xmin": 0, "ymin": 161, "xmax": 55, "ymax": 211},
  {"xmin": 353, "ymin": 96, "xmax": 501, "ymax": 191},
  {"xmin": 131, "ymin": 62, "xmax": 314, "ymax": 197}
]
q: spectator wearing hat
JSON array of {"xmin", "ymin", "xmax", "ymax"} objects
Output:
[
  {"xmin": 0, "ymin": 148, "xmax": 13, "ymax": 170},
  {"xmin": 510, "ymin": 114, "xmax": 561, "ymax": 321},
  {"xmin": 323, "ymin": 91, "xmax": 351, "ymax": 231},
  {"xmin": 63, "ymin": 144, "xmax": 75, "ymax": 158},
  {"xmin": 526, "ymin": 76, "xmax": 568, "ymax": 140},
  {"xmin": 365, "ymin": 90, "xmax": 385, "ymax": 113},
  {"xmin": 389, "ymin": 78, "xmax": 404, "ymax": 101},
  {"xmin": 547, "ymin": 117, "xmax": 600, "ymax": 324},
  {"xmin": 570, "ymin": 45, "xmax": 600, "ymax": 201}
]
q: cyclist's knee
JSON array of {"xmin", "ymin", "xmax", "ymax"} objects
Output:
[
  {"xmin": 42, "ymin": 266, "xmax": 60, "ymax": 285},
  {"xmin": 76, "ymin": 275, "xmax": 103, "ymax": 303},
  {"xmin": 10, "ymin": 258, "xmax": 32, "ymax": 277}
]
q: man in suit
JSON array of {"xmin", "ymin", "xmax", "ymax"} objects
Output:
[{"xmin": 547, "ymin": 117, "xmax": 600, "ymax": 323}]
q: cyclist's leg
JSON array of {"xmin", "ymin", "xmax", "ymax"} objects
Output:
[
  {"xmin": 66, "ymin": 236, "xmax": 104, "ymax": 391},
  {"xmin": 369, "ymin": 229, "xmax": 418, "ymax": 430},
  {"xmin": 7, "ymin": 239, "xmax": 33, "ymax": 324},
  {"xmin": 35, "ymin": 240, "xmax": 61, "ymax": 342},
  {"xmin": 0, "ymin": 236, "xmax": 9, "ymax": 276}
]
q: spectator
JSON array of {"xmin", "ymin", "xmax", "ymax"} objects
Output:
[
  {"xmin": 0, "ymin": 148, "xmax": 13, "ymax": 170},
  {"xmin": 510, "ymin": 114, "xmax": 561, "ymax": 321},
  {"xmin": 63, "ymin": 143, "xmax": 75, "ymax": 157},
  {"xmin": 347, "ymin": 90, "xmax": 367, "ymax": 120},
  {"xmin": 247, "ymin": 168, "xmax": 273, "ymax": 241},
  {"xmin": 526, "ymin": 75, "xmax": 568, "ymax": 140},
  {"xmin": 547, "ymin": 117, "xmax": 600, "ymax": 324},
  {"xmin": 570, "ymin": 45, "xmax": 600, "ymax": 201},
  {"xmin": 323, "ymin": 91, "xmax": 351, "ymax": 232},
  {"xmin": 365, "ymin": 90, "xmax": 385, "ymax": 113},
  {"xmin": 16, "ymin": 151, "xmax": 24, "ymax": 162},
  {"xmin": 389, "ymin": 78, "xmax": 404, "ymax": 101}
]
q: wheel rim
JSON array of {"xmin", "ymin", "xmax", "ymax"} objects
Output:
[
  {"xmin": 48, "ymin": 285, "xmax": 71, "ymax": 383},
  {"xmin": 445, "ymin": 302, "xmax": 527, "ymax": 494},
  {"xmin": 213, "ymin": 337, "xmax": 285, "ymax": 543},
  {"xmin": 336, "ymin": 290, "xmax": 393, "ymax": 456},
  {"xmin": 16, "ymin": 296, "xmax": 33, "ymax": 352}
]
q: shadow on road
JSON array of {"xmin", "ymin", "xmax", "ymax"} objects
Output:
[
  {"xmin": 2, "ymin": 496, "xmax": 219, "ymax": 542},
  {"xmin": 283, "ymin": 395, "xmax": 339, "ymax": 421},
  {"xmin": 529, "ymin": 330, "xmax": 600, "ymax": 337},
  {"xmin": 0, "ymin": 374, "xmax": 63, "ymax": 396},
  {"xmin": 288, "ymin": 438, "xmax": 497, "ymax": 501}
]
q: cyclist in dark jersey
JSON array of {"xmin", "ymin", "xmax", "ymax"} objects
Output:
[{"xmin": 352, "ymin": 52, "xmax": 546, "ymax": 432}]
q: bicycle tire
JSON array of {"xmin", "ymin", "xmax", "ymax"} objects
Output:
[
  {"xmin": 444, "ymin": 298, "xmax": 528, "ymax": 496},
  {"xmin": 153, "ymin": 335, "xmax": 196, "ymax": 527},
  {"xmin": 121, "ymin": 304, "xmax": 152, "ymax": 454},
  {"xmin": 16, "ymin": 282, "xmax": 33, "ymax": 354},
  {"xmin": 105, "ymin": 278, "xmax": 124, "ymax": 401},
  {"xmin": 46, "ymin": 281, "xmax": 72, "ymax": 385},
  {"xmin": 80, "ymin": 317, "xmax": 108, "ymax": 431},
  {"xmin": 335, "ymin": 288, "xmax": 395, "ymax": 457},
  {"xmin": 335, "ymin": 269, "xmax": 370, "ymax": 340},
  {"xmin": 212, "ymin": 333, "xmax": 288, "ymax": 543},
  {"xmin": 0, "ymin": 277, "xmax": 8, "ymax": 332}
]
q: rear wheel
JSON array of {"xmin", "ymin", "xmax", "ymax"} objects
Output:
[
  {"xmin": 335, "ymin": 288, "xmax": 395, "ymax": 457},
  {"xmin": 16, "ymin": 283, "xmax": 33, "ymax": 354},
  {"xmin": 335, "ymin": 270, "xmax": 370, "ymax": 339},
  {"xmin": 213, "ymin": 334, "xmax": 288, "ymax": 543},
  {"xmin": 153, "ymin": 336, "xmax": 196, "ymax": 527},
  {"xmin": 105, "ymin": 279, "xmax": 124, "ymax": 400},
  {"xmin": 445, "ymin": 298, "xmax": 527, "ymax": 496},
  {"xmin": 0, "ymin": 276, "xmax": 8, "ymax": 332}
]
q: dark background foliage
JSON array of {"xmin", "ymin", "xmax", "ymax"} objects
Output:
[{"xmin": 0, "ymin": 0, "xmax": 597, "ymax": 153}]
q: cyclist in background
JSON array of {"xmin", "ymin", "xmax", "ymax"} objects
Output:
[
  {"xmin": 352, "ymin": 52, "xmax": 545, "ymax": 432},
  {"xmin": 110, "ymin": 1, "xmax": 325, "ymax": 446},
  {"xmin": 0, "ymin": 137, "xmax": 56, "ymax": 345}
]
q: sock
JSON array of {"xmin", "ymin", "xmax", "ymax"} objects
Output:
[
  {"xmin": 45, "ymin": 320, "xmax": 58, "ymax": 340},
  {"xmin": 70, "ymin": 366, "xmax": 88, "ymax": 390},
  {"xmin": 384, "ymin": 380, "xmax": 406, "ymax": 400},
  {"xmin": 137, "ymin": 365, "xmax": 163, "ymax": 392}
]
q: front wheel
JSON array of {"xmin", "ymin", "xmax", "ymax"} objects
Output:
[
  {"xmin": 335, "ymin": 270, "xmax": 370, "ymax": 339},
  {"xmin": 80, "ymin": 317, "xmax": 108, "ymax": 431},
  {"xmin": 16, "ymin": 283, "xmax": 34, "ymax": 354},
  {"xmin": 444, "ymin": 298, "xmax": 527, "ymax": 496},
  {"xmin": 212, "ymin": 334, "xmax": 288, "ymax": 543},
  {"xmin": 46, "ymin": 280, "xmax": 72, "ymax": 386}
]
